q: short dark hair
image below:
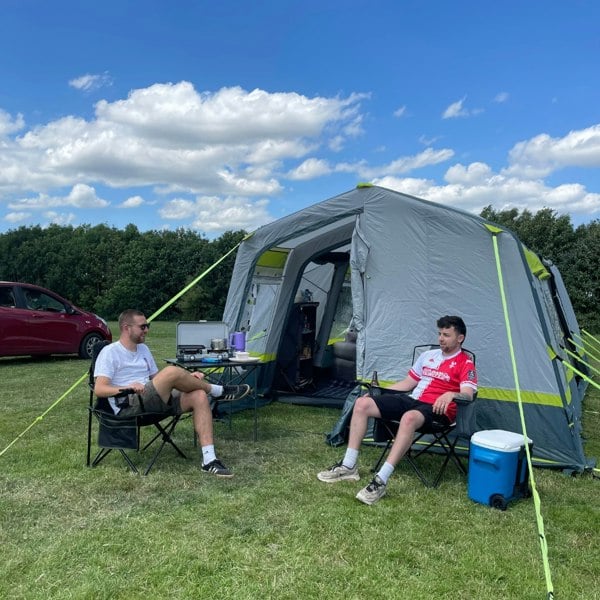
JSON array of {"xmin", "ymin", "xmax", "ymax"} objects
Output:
[
  {"xmin": 118, "ymin": 309, "xmax": 145, "ymax": 330},
  {"xmin": 437, "ymin": 315, "xmax": 467, "ymax": 338}
]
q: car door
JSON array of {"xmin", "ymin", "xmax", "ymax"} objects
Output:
[
  {"xmin": 0, "ymin": 284, "xmax": 31, "ymax": 355},
  {"xmin": 17, "ymin": 285, "xmax": 79, "ymax": 354}
]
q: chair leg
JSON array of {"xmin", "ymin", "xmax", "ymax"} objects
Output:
[
  {"xmin": 87, "ymin": 408, "xmax": 93, "ymax": 467},
  {"xmin": 142, "ymin": 416, "xmax": 189, "ymax": 476},
  {"xmin": 90, "ymin": 447, "xmax": 140, "ymax": 474}
]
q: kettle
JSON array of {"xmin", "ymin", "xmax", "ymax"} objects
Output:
[
  {"xmin": 210, "ymin": 338, "xmax": 227, "ymax": 351},
  {"xmin": 229, "ymin": 331, "xmax": 246, "ymax": 352}
]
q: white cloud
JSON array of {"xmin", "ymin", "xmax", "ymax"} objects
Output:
[
  {"xmin": 1, "ymin": 80, "xmax": 599, "ymax": 233},
  {"xmin": 347, "ymin": 148, "xmax": 455, "ymax": 179},
  {"xmin": 505, "ymin": 124, "xmax": 600, "ymax": 178},
  {"xmin": 120, "ymin": 195, "xmax": 145, "ymax": 208},
  {"xmin": 442, "ymin": 96, "xmax": 483, "ymax": 119},
  {"xmin": 393, "ymin": 105, "xmax": 407, "ymax": 118},
  {"xmin": 374, "ymin": 162, "xmax": 600, "ymax": 216},
  {"xmin": 494, "ymin": 92, "xmax": 509, "ymax": 103},
  {"xmin": 1, "ymin": 82, "xmax": 366, "ymax": 198},
  {"xmin": 159, "ymin": 195, "xmax": 272, "ymax": 233},
  {"xmin": 8, "ymin": 184, "xmax": 109, "ymax": 211},
  {"xmin": 43, "ymin": 211, "xmax": 76, "ymax": 226},
  {"xmin": 419, "ymin": 134, "xmax": 442, "ymax": 146},
  {"xmin": 287, "ymin": 158, "xmax": 331, "ymax": 180},
  {"xmin": 0, "ymin": 109, "xmax": 25, "ymax": 137},
  {"xmin": 4, "ymin": 211, "xmax": 30, "ymax": 223},
  {"xmin": 69, "ymin": 72, "xmax": 113, "ymax": 92}
]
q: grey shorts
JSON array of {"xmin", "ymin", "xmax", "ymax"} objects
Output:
[
  {"xmin": 373, "ymin": 392, "xmax": 450, "ymax": 431},
  {"xmin": 116, "ymin": 381, "xmax": 182, "ymax": 418}
]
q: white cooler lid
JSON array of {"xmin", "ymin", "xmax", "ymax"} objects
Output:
[{"xmin": 471, "ymin": 429, "xmax": 532, "ymax": 452}]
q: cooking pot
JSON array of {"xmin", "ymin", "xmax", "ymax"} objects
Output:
[{"xmin": 210, "ymin": 338, "xmax": 227, "ymax": 351}]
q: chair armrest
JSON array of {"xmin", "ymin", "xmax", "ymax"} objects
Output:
[{"xmin": 453, "ymin": 393, "xmax": 474, "ymax": 406}]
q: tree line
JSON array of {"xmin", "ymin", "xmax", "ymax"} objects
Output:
[
  {"xmin": 0, "ymin": 224, "xmax": 245, "ymax": 322},
  {"xmin": 0, "ymin": 207, "xmax": 598, "ymax": 330}
]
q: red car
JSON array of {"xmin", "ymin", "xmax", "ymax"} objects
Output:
[{"xmin": 0, "ymin": 281, "xmax": 112, "ymax": 359}]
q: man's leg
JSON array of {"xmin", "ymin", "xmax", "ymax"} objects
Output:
[
  {"xmin": 385, "ymin": 410, "xmax": 426, "ymax": 466},
  {"xmin": 356, "ymin": 409, "xmax": 425, "ymax": 506},
  {"xmin": 179, "ymin": 388, "xmax": 233, "ymax": 478},
  {"xmin": 179, "ymin": 389, "xmax": 214, "ymax": 447},
  {"xmin": 317, "ymin": 394, "xmax": 381, "ymax": 483},
  {"xmin": 151, "ymin": 365, "xmax": 249, "ymax": 403}
]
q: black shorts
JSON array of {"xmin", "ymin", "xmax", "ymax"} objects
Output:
[
  {"xmin": 115, "ymin": 381, "xmax": 182, "ymax": 418},
  {"xmin": 373, "ymin": 391, "xmax": 450, "ymax": 431}
]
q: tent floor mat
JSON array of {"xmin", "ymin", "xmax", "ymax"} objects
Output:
[{"xmin": 276, "ymin": 379, "xmax": 357, "ymax": 409}]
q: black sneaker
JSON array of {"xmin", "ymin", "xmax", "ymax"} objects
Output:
[
  {"xmin": 201, "ymin": 458, "xmax": 234, "ymax": 478},
  {"xmin": 220, "ymin": 384, "xmax": 251, "ymax": 401}
]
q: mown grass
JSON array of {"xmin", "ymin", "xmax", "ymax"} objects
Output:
[{"xmin": 1, "ymin": 322, "xmax": 599, "ymax": 599}]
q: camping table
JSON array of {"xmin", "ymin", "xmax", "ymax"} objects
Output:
[{"xmin": 165, "ymin": 358, "xmax": 264, "ymax": 441}]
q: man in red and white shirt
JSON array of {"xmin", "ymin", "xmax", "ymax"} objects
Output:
[{"xmin": 317, "ymin": 315, "xmax": 477, "ymax": 505}]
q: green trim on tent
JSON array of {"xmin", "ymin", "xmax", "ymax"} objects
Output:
[
  {"xmin": 256, "ymin": 247, "xmax": 290, "ymax": 269},
  {"xmin": 524, "ymin": 247, "xmax": 551, "ymax": 280},
  {"xmin": 356, "ymin": 182, "xmax": 373, "ymax": 188},
  {"xmin": 477, "ymin": 387, "xmax": 563, "ymax": 407},
  {"xmin": 484, "ymin": 223, "xmax": 505, "ymax": 234}
]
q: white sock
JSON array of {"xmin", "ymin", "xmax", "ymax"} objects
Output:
[
  {"xmin": 377, "ymin": 461, "xmax": 395, "ymax": 484},
  {"xmin": 201, "ymin": 444, "xmax": 217, "ymax": 465},
  {"xmin": 210, "ymin": 384, "xmax": 223, "ymax": 397},
  {"xmin": 342, "ymin": 447, "xmax": 359, "ymax": 469}
]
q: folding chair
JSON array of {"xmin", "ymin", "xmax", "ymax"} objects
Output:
[
  {"xmin": 86, "ymin": 341, "xmax": 189, "ymax": 475},
  {"xmin": 371, "ymin": 345, "xmax": 477, "ymax": 488}
]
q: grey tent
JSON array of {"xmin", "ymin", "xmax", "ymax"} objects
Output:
[{"xmin": 223, "ymin": 184, "xmax": 594, "ymax": 472}]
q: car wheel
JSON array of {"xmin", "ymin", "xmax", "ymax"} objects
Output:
[{"xmin": 79, "ymin": 333, "xmax": 104, "ymax": 359}]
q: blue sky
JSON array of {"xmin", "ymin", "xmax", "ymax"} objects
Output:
[{"xmin": 1, "ymin": 0, "xmax": 599, "ymax": 237}]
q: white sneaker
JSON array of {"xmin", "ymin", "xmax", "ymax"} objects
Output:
[
  {"xmin": 356, "ymin": 475, "xmax": 387, "ymax": 505},
  {"xmin": 317, "ymin": 461, "xmax": 360, "ymax": 483}
]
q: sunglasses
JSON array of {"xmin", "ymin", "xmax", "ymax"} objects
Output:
[{"xmin": 129, "ymin": 322, "xmax": 150, "ymax": 330}]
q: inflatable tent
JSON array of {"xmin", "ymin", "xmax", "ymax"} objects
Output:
[{"xmin": 223, "ymin": 185, "xmax": 593, "ymax": 472}]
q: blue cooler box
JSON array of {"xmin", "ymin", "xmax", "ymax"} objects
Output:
[{"xmin": 468, "ymin": 429, "xmax": 532, "ymax": 510}]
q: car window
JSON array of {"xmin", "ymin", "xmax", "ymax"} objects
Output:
[
  {"xmin": 23, "ymin": 289, "xmax": 67, "ymax": 312},
  {"xmin": 0, "ymin": 287, "xmax": 16, "ymax": 307}
]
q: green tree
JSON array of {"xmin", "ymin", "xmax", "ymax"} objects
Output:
[{"xmin": 480, "ymin": 206, "xmax": 599, "ymax": 331}]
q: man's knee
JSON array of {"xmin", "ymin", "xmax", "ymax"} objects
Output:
[
  {"xmin": 399, "ymin": 410, "xmax": 425, "ymax": 431},
  {"xmin": 181, "ymin": 388, "xmax": 209, "ymax": 412},
  {"xmin": 354, "ymin": 394, "xmax": 376, "ymax": 416}
]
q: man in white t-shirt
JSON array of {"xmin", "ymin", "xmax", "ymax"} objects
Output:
[
  {"xmin": 317, "ymin": 315, "xmax": 478, "ymax": 505},
  {"xmin": 94, "ymin": 309, "xmax": 250, "ymax": 477}
]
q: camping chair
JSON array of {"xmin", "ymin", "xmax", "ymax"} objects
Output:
[
  {"xmin": 86, "ymin": 341, "xmax": 189, "ymax": 475},
  {"xmin": 370, "ymin": 345, "xmax": 477, "ymax": 488}
]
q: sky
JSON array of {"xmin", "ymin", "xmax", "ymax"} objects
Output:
[{"xmin": 1, "ymin": 0, "xmax": 600, "ymax": 238}]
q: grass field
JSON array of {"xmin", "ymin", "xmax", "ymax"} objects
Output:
[{"xmin": 1, "ymin": 322, "xmax": 599, "ymax": 599}]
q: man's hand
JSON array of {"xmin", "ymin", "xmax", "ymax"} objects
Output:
[
  {"xmin": 432, "ymin": 391, "xmax": 455, "ymax": 415},
  {"xmin": 125, "ymin": 382, "xmax": 146, "ymax": 394},
  {"xmin": 191, "ymin": 371, "xmax": 205, "ymax": 381}
]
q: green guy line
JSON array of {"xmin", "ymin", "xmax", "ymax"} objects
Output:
[{"xmin": 491, "ymin": 234, "xmax": 554, "ymax": 599}]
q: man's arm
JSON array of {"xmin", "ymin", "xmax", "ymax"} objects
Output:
[
  {"xmin": 388, "ymin": 376, "xmax": 418, "ymax": 393},
  {"xmin": 432, "ymin": 384, "xmax": 474, "ymax": 415},
  {"xmin": 94, "ymin": 375, "xmax": 144, "ymax": 398}
]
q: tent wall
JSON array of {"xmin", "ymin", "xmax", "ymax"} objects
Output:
[{"xmin": 222, "ymin": 185, "xmax": 592, "ymax": 472}]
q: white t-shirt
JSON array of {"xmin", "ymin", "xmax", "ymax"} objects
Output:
[{"xmin": 94, "ymin": 341, "xmax": 159, "ymax": 413}]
